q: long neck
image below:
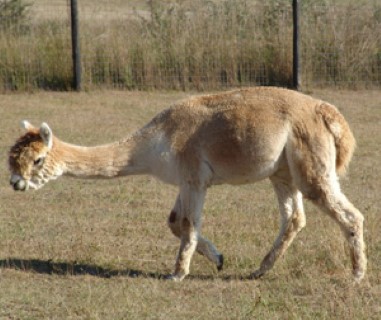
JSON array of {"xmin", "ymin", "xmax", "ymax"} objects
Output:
[{"xmin": 51, "ymin": 133, "xmax": 151, "ymax": 179}]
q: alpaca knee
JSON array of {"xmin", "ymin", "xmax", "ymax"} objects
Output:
[
  {"xmin": 344, "ymin": 212, "xmax": 364, "ymax": 245},
  {"xmin": 293, "ymin": 210, "xmax": 306, "ymax": 232},
  {"xmin": 168, "ymin": 210, "xmax": 180, "ymax": 237},
  {"xmin": 169, "ymin": 210, "xmax": 177, "ymax": 224}
]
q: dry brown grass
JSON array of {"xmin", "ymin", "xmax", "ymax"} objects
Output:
[
  {"xmin": 0, "ymin": 89, "xmax": 380, "ymax": 319},
  {"xmin": 1, "ymin": 0, "xmax": 380, "ymax": 90}
]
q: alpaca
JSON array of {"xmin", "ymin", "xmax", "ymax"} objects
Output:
[{"xmin": 8, "ymin": 87, "xmax": 366, "ymax": 282}]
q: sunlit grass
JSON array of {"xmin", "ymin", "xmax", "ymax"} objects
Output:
[{"xmin": 0, "ymin": 89, "xmax": 380, "ymax": 319}]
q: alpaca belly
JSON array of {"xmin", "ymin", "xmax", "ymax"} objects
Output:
[
  {"xmin": 210, "ymin": 154, "xmax": 284, "ymax": 185},
  {"xmin": 207, "ymin": 133, "xmax": 288, "ymax": 186}
]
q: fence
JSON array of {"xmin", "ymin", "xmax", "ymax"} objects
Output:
[{"xmin": 0, "ymin": 0, "xmax": 380, "ymax": 91}]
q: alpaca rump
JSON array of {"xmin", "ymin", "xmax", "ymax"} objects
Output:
[{"xmin": 8, "ymin": 87, "xmax": 366, "ymax": 282}]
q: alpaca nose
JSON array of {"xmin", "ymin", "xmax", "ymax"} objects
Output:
[
  {"xmin": 14, "ymin": 180, "xmax": 26, "ymax": 191},
  {"xmin": 10, "ymin": 176, "xmax": 27, "ymax": 191}
]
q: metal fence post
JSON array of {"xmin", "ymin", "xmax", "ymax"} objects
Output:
[
  {"xmin": 292, "ymin": 0, "xmax": 301, "ymax": 90},
  {"xmin": 70, "ymin": 0, "xmax": 81, "ymax": 91}
]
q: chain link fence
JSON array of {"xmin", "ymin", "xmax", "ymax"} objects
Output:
[{"xmin": 0, "ymin": 0, "xmax": 380, "ymax": 91}]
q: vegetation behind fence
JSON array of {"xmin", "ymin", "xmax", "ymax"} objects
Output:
[{"xmin": 0, "ymin": 0, "xmax": 380, "ymax": 91}]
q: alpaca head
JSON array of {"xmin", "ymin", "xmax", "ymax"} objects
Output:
[{"xmin": 9, "ymin": 121, "xmax": 60, "ymax": 191}]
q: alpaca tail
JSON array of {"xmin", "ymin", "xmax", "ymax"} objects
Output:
[{"xmin": 316, "ymin": 102, "xmax": 356, "ymax": 176}]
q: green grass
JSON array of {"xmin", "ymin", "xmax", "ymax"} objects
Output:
[{"xmin": 0, "ymin": 89, "xmax": 380, "ymax": 319}]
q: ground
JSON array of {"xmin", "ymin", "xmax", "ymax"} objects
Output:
[{"xmin": 0, "ymin": 89, "xmax": 380, "ymax": 319}]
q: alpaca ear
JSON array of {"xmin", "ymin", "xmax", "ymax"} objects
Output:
[
  {"xmin": 39, "ymin": 122, "xmax": 53, "ymax": 149},
  {"xmin": 21, "ymin": 120, "xmax": 35, "ymax": 131}
]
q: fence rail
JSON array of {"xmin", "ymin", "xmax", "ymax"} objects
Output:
[{"xmin": 0, "ymin": 0, "xmax": 380, "ymax": 91}]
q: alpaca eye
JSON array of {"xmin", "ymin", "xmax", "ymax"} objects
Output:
[{"xmin": 34, "ymin": 157, "xmax": 44, "ymax": 166}]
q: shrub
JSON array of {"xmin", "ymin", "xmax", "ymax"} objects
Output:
[{"xmin": 0, "ymin": 0, "xmax": 30, "ymax": 30}]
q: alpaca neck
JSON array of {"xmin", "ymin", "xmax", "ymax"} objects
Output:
[{"xmin": 52, "ymin": 134, "xmax": 150, "ymax": 179}]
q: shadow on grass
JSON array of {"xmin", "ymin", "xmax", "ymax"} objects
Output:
[
  {"xmin": 0, "ymin": 258, "xmax": 165, "ymax": 279},
  {"xmin": 0, "ymin": 258, "xmax": 255, "ymax": 281}
]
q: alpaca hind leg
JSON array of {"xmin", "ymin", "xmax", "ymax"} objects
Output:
[
  {"xmin": 252, "ymin": 174, "xmax": 306, "ymax": 279},
  {"xmin": 310, "ymin": 179, "xmax": 366, "ymax": 281},
  {"xmin": 287, "ymin": 137, "xmax": 366, "ymax": 281},
  {"xmin": 168, "ymin": 195, "xmax": 224, "ymax": 271}
]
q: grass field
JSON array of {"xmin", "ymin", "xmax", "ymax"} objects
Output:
[{"xmin": 0, "ymin": 89, "xmax": 380, "ymax": 319}]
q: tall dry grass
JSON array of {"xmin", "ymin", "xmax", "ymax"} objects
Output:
[{"xmin": 0, "ymin": 0, "xmax": 380, "ymax": 91}]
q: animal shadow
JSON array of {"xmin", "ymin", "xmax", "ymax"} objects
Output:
[
  {"xmin": 0, "ymin": 258, "xmax": 165, "ymax": 279},
  {"xmin": 0, "ymin": 258, "xmax": 251, "ymax": 281}
]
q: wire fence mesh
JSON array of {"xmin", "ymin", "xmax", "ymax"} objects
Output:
[{"xmin": 0, "ymin": 0, "xmax": 380, "ymax": 91}]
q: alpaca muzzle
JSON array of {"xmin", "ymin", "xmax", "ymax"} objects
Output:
[{"xmin": 10, "ymin": 175, "xmax": 27, "ymax": 191}]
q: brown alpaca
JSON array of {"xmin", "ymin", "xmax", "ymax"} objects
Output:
[{"xmin": 8, "ymin": 87, "xmax": 366, "ymax": 282}]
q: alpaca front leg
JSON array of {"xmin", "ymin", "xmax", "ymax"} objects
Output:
[
  {"xmin": 170, "ymin": 186, "xmax": 206, "ymax": 281},
  {"xmin": 172, "ymin": 216, "xmax": 199, "ymax": 281},
  {"xmin": 168, "ymin": 195, "xmax": 224, "ymax": 271}
]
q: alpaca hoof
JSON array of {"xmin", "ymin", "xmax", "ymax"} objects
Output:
[
  {"xmin": 250, "ymin": 269, "xmax": 265, "ymax": 280},
  {"xmin": 164, "ymin": 274, "xmax": 180, "ymax": 281},
  {"xmin": 353, "ymin": 270, "xmax": 365, "ymax": 283},
  {"xmin": 217, "ymin": 254, "xmax": 224, "ymax": 271},
  {"xmin": 164, "ymin": 273, "xmax": 186, "ymax": 282}
]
